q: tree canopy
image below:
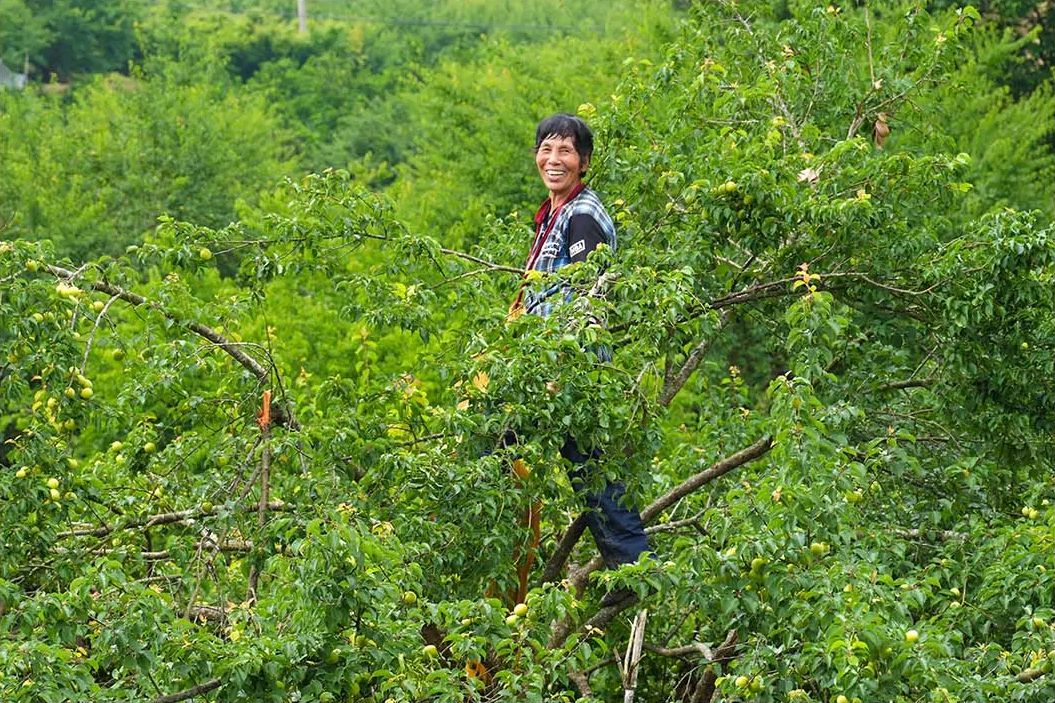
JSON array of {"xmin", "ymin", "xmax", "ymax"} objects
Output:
[{"xmin": 1, "ymin": 1, "xmax": 1054, "ymax": 702}]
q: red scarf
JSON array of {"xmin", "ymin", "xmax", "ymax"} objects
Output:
[{"xmin": 509, "ymin": 183, "xmax": 586, "ymax": 316}]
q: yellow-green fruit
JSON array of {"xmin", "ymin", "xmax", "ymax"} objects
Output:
[
  {"xmin": 79, "ymin": 387, "xmax": 93, "ymax": 400},
  {"xmin": 92, "ymin": 301, "xmax": 105, "ymax": 313},
  {"xmin": 837, "ymin": 695, "xmax": 849, "ymax": 703},
  {"xmin": 734, "ymin": 675, "xmax": 750, "ymax": 688},
  {"xmin": 905, "ymin": 629, "xmax": 919, "ymax": 643},
  {"xmin": 64, "ymin": 387, "xmax": 76, "ymax": 399},
  {"xmin": 46, "ymin": 477, "xmax": 60, "ymax": 489},
  {"xmin": 110, "ymin": 441, "xmax": 123, "ymax": 452},
  {"xmin": 750, "ymin": 677, "xmax": 762, "ymax": 692},
  {"xmin": 810, "ymin": 541, "xmax": 829, "ymax": 556},
  {"xmin": 63, "ymin": 419, "xmax": 76, "ymax": 431},
  {"xmin": 505, "ymin": 613, "xmax": 519, "ymax": 626},
  {"xmin": 751, "ymin": 557, "xmax": 766, "ymax": 571},
  {"xmin": 513, "ymin": 602, "xmax": 529, "ymax": 617},
  {"xmin": 16, "ymin": 467, "xmax": 28, "ymax": 478},
  {"xmin": 49, "ymin": 487, "xmax": 62, "ymax": 501},
  {"xmin": 402, "ymin": 590, "xmax": 417, "ymax": 606},
  {"xmin": 25, "ymin": 260, "xmax": 40, "ymax": 272},
  {"xmin": 199, "ymin": 247, "xmax": 213, "ymax": 261},
  {"xmin": 143, "ymin": 442, "xmax": 156, "ymax": 454},
  {"xmin": 32, "ymin": 312, "xmax": 44, "ymax": 323},
  {"xmin": 1022, "ymin": 506, "xmax": 1032, "ymax": 517},
  {"xmin": 422, "ymin": 644, "xmax": 438, "ymax": 658},
  {"xmin": 1032, "ymin": 617, "xmax": 1046, "ymax": 628},
  {"xmin": 1028, "ymin": 508, "xmax": 1039, "ymax": 520},
  {"xmin": 66, "ymin": 458, "xmax": 79, "ymax": 469}
]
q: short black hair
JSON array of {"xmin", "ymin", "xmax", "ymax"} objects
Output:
[{"xmin": 534, "ymin": 113, "xmax": 594, "ymax": 166}]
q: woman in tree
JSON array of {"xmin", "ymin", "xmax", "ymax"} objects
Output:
[{"xmin": 511, "ymin": 114, "xmax": 650, "ymax": 605}]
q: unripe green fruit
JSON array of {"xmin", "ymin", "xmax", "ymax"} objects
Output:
[
  {"xmin": 199, "ymin": 247, "xmax": 213, "ymax": 261},
  {"xmin": 513, "ymin": 602, "xmax": 528, "ymax": 617},
  {"xmin": 905, "ymin": 629, "xmax": 919, "ymax": 643},
  {"xmin": 734, "ymin": 675, "xmax": 750, "ymax": 688},
  {"xmin": 505, "ymin": 613, "xmax": 519, "ymax": 626},
  {"xmin": 422, "ymin": 644, "xmax": 438, "ymax": 658},
  {"xmin": 837, "ymin": 695, "xmax": 849, "ymax": 703},
  {"xmin": 143, "ymin": 442, "xmax": 156, "ymax": 454},
  {"xmin": 402, "ymin": 590, "xmax": 417, "ymax": 606},
  {"xmin": 47, "ymin": 477, "xmax": 60, "ymax": 489},
  {"xmin": 65, "ymin": 387, "xmax": 76, "ymax": 399},
  {"xmin": 25, "ymin": 260, "xmax": 40, "ymax": 272},
  {"xmin": 79, "ymin": 387, "xmax": 93, "ymax": 399},
  {"xmin": 49, "ymin": 487, "xmax": 62, "ymax": 501}
]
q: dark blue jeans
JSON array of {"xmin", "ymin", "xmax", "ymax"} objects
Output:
[{"xmin": 561, "ymin": 438, "xmax": 651, "ymax": 569}]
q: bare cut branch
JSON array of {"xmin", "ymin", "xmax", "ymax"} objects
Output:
[
  {"xmin": 56, "ymin": 501, "xmax": 291, "ymax": 540},
  {"xmin": 151, "ymin": 678, "xmax": 221, "ymax": 703},
  {"xmin": 622, "ymin": 609, "xmax": 649, "ymax": 702}
]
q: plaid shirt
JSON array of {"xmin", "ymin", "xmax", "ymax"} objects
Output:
[{"xmin": 522, "ymin": 185, "xmax": 617, "ymax": 318}]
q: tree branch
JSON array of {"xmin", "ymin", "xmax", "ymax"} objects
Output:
[
  {"xmin": 690, "ymin": 629, "xmax": 739, "ymax": 703},
  {"xmin": 56, "ymin": 501, "xmax": 291, "ymax": 540},
  {"xmin": 151, "ymin": 678, "xmax": 221, "ymax": 703},
  {"xmin": 642, "ymin": 437, "xmax": 772, "ymax": 523},
  {"xmin": 875, "ymin": 378, "xmax": 935, "ymax": 391},
  {"xmin": 660, "ymin": 310, "xmax": 731, "ymax": 407},
  {"xmin": 46, "ymin": 263, "xmax": 299, "ymax": 429},
  {"xmin": 540, "ymin": 514, "xmax": 589, "ymax": 584}
]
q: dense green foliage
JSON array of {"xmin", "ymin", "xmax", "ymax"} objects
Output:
[{"xmin": 2, "ymin": 1, "xmax": 1055, "ymax": 702}]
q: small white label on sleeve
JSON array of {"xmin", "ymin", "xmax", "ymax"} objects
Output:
[{"xmin": 569, "ymin": 240, "xmax": 586, "ymax": 257}]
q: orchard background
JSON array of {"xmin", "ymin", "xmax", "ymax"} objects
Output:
[{"xmin": 2, "ymin": 1, "xmax": 1054, "ymax": 701}]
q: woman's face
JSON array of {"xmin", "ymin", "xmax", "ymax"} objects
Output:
[{"xmin": 535, "ymin": 134, "xmax": 587, "ymax": 204}]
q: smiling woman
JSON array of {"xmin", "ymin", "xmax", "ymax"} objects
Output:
[
  {"xmin": 508, "ymin": 112, "xmax": 650, "ymax": 602},
  {"xmin": 534, "ymin": 113, "xmax": 593, "ymax": 207}
]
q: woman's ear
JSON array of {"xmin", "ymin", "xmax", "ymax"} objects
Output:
[{"xmin": 580, "ymin": 156, "xmax": 590, "ymax": 176}]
